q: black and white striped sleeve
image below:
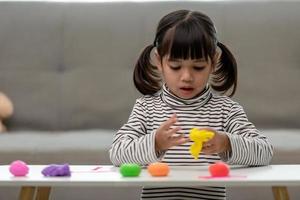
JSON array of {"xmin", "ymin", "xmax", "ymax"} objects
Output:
[
  {"xmin": 220, "ymin": 102, "xmax": 274, "ymax": 166},
  {"xmin": 109, "ymin": 98, "xmax": 160, "ymax": 166}
]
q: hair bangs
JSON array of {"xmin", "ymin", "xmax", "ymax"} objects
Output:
[{"xmin": 161, "ymin": 20, "xmax": 216, "ymax": 61}]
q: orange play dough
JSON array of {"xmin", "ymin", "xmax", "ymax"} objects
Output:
[{"xmin": 147, "ymin": 162, "xmax": 170, "ymax": 176}]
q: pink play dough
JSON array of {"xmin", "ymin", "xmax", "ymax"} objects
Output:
[{"xmin": 9, "ymin": 160, "xmax": 29, "ymax": 176}]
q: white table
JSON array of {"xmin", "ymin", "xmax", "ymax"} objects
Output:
[{"xmin": 0, "ymin": 165, "xmax": 298, "ymax": 200}]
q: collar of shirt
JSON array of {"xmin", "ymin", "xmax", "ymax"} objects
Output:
[{"xmin": 160, "ymin": 84, "xmax": 212, "ymax": 111}]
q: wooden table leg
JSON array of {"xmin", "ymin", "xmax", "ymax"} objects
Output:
[
  {"xmin": 19, "ymin": 186, "xmax": 36, "ymax": 200},
  {"xmin": 272, "ymin": 186, "xmax": 289, "ymax": 200},
  {"xmin": 35, "ymin": 187, "xmax": 51, "ymax": 200}
]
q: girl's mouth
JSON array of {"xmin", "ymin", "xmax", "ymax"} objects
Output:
[
  {"xmin": 180, "ymin": 87, "xmax": 193, "ymax": 91},
  {"xmin": 179, "ymin": 87, "xmax": 194, "ymax": 95}
]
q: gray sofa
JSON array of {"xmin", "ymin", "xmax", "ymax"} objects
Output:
[{"xmin": 0, "ymin": 1, "xmax": 299, "ymax": 199}]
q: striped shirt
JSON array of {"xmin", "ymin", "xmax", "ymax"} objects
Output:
[{"xmin": 109, "ymin": 85, "xmax": 273, "ymax": 200}]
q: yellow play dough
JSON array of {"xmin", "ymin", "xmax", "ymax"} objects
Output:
[{"xmin": 189, "ymin": 128, "xmax": 215, "ymax": 159}]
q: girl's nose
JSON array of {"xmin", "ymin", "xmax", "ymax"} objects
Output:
[{"xmin": 181, "ymin": 70, "xmax": 193, "ymax": 82}]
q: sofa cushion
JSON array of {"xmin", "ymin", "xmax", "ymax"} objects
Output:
[
  {"xmin": 0, "ymin": 129, "xmax": 115, "ymax": 165},
  {"xmin": 263, "ymin": 129, "xmax": 300, "ymax": 164}
]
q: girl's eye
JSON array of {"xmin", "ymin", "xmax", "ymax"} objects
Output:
[
  {"xmin": 169, "ymin": 65, "xmax": 181, "ymax": 70},
  {"xmin": 193, "ymin": 66, "xmax": 205, "ymax": 71}
]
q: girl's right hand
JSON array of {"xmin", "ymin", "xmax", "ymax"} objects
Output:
[{"xmin": 155, "ymin": 114, "xmax": 189, "ymax": 151}]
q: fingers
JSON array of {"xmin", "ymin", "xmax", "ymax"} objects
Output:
[
  {"xmin": 202, "ymin": 143, "xmax": 217, "ymax": 154},
  {"xmin": 160, "ymin": 114, "xmax": 177, "ymax": 130},
  {"xmin": 203, "ymin": 142, "xmax": 213, "ymax": 149},
  {"xmin": 166, "ymin": 126, "xmax": 181, "ymax": 137},
  {"xmin": 201, "ymin": 129, "xmax": 217, "ymax": 154},
  {"xmin": 170, "ymin": 134, "xmax": 190, "ymax": 146},
  {"xmin": 202, "ymin": 149, "xmax": 216, "ymax": 155},
  {"xmin": 201, "ymin": 130, "xmax": 230, "ymax": 154}
]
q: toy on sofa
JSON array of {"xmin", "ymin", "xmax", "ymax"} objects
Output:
[
  {"xmin": 189, "ymin": 128, "xmax": 215, "ymax": 159},
  {"xmin": 0, "ymin": 92, "xmax": 14, "ymax": 132}
]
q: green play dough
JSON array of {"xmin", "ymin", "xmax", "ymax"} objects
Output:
[{"xmin": 120, "ymin": 163, "xmax": 141, "ymax": 177}]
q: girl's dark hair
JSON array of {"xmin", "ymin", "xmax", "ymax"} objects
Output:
[{"xmin": 133, "ymin": 10, "xmax": 237, "ymax": 97}]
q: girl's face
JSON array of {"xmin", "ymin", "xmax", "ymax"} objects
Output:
[{"xmin": 156, "ymin": 53, "xmax": 214, "ymax": 99}]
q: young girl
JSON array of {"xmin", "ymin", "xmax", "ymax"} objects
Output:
[{"xmin": 110, "ymin": 9, "xmax": 273, "ymax": 200}]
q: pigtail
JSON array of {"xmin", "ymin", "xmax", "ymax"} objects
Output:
[
  {"xmin": 211, "ymin": 42, "xmax": 237, "ymax": 97},
  {"xmin": 133, "ymin": 44, "xmax": 161, "ymax": 95}
]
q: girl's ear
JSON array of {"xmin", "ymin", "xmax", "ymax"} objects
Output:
[{"xmin": 153, "ymin": 49, "xmax": 163, "ymax": 72}]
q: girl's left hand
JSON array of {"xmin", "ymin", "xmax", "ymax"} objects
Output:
[{"xmin": 201, "ymin": 128, "xmax": 232, "ymax": 154}]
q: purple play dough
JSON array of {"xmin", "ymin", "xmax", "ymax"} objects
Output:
[{"xmin": 41, "ymin": 164, "xmax": 71, "ymax": 177}]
